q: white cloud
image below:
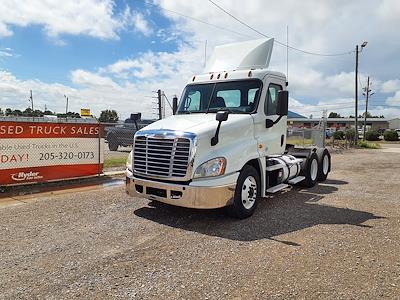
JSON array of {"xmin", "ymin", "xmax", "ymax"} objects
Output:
[
  {"xmin": 0, "ymin": 22, "xmax": 12, "ymax": 37},
  {"xmin": 381, "ymin": 79, "xmax": 400, "ymax": 94},
  {"xmin": 131, "ymin": 12, "xmax": 152, "ymax": 36},
  {"xmin": 386, "ymin": 91, "xmax": 400, "ymax": 106},
  {"xmin": 0, "ymin": 0, "xmax": 152, "ymax": 39},
  {"xmin": 71, "ymin": 69, "xmax": 118, "ymax": 88}
]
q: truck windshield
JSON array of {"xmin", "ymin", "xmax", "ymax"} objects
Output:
[{"xmin": 177, "ymin": 79, "xmax": 262, "ymax": 114}]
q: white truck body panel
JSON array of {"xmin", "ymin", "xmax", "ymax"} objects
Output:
[{"xmin": 204, "ymin": 38, "xmax": 274, "ymax": 73}]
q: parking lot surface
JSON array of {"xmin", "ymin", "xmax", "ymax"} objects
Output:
[{"xmin": 1, "ymin": 148, "xmax": 399, "ymax": 299}]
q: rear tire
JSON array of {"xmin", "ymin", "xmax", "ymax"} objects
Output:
[
  {"xmin": 228, "ymin": 165, "xmax": 260, "ymax": 219},
  {"xmin": 301, "ymin": 152, "xmax": 319, "ymax": 188},
  {"xmin": 317, "ymin": 149, "xmax": 330, "ymax": 182}
]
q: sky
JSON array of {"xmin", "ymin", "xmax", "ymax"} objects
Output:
[{"xmin": 0, "ymin": 0, "xmax": 400, "ymax": 120}]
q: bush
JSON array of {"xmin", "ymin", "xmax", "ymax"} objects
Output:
[
  {"xmin": 384, "ymin": 130, "xmax": 399, "ymax": 141},
  {"xmin": 365, "ymin": 130, "xmax": 380, "ymax": 141},
  {"xmin": 333, "ymin": 130, "xmax": 345, "ymax": 140},
  {"xmin": 345, "ymin": 128, "xmax": 356, "ymax": 141},
  {"xmin": 358, "ymin": 141, "xmax": 381, "ymax": 149}
]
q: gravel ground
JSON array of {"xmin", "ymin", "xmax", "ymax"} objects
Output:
[{"xmin": 1, "ymin": 148, "xmax": 399, "ymax": 299}]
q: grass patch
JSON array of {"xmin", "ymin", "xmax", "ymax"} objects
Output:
[
  {"xmin": 104, "ymin": 157, "xmax": 127, "ymax": 168},
  {"xmin": 358, "ymin": 141, "xmax": 381, "ymax": 149}
]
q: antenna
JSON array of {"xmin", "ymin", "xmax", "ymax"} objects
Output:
[
  {"xmin": 204, "ymin": 39, "xmax": 207, "ymax": 67},
  {"xmin": 286, "ymin": 25, "xmax": 289, "ymax": 85}
]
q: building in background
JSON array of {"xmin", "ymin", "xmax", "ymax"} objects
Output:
[
  {"xmin": 288, "ymin": 115, "xmax": 390, "ymax": 131},
  {"xmin": 389, "ymin": 118, "xmax": 400, "ymax": 130}
]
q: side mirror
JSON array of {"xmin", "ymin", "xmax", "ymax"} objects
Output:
[
  {"xmin": 276, "ymin": 90, "xmax": 289, "ymax": 116},
  {"xmin": 172, "ymin": 96, "xmax": 178, "ymax": 115},
  {"xmin": 216, "ymin": 111, "xmax": 229, "ymax": 122},
  {"xmin": 130, "ymin": 113, "xmax": 141, "ymax": 131},
  {"xmin": 211, "ymin": 111, "xmax": 229, "ymax": 146},
  {"xmin": 130, "ymin": 113, "xmax": 141, "ymax": 121}
]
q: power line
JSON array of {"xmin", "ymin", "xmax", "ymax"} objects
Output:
[
  {"xmin": 144, "ymin": 1, "xmax": 254, "ymax": 39},
  {"xmin": 207, "ymin": 0, "xmax": 354, "ymax": 57}
]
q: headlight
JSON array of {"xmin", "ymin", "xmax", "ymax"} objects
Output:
[
  {"xmin": 194, "ymin": 157, "xmax": 226, "ymax": 179},
  {"xmin": 126, "ymin": 150, "xmax": 133, "ymax": 171}
]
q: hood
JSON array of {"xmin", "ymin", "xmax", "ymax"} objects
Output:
[{"xmin": 140, "ymin": 113, "xmax": 252, "ymax": 136}]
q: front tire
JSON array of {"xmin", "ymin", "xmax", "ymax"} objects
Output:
[{"xmin": 229, "ymin": 165, "xmax": 260, "ymax": 219}]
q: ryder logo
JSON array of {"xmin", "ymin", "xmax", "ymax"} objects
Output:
[{"xmin": 11, "ymin": 171, "xmax": 43, "ymax": 182}]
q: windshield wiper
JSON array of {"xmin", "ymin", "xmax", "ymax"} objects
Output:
[{"xmin": 208, "ymin": 107, "xmax": 235, "ymax": 114}]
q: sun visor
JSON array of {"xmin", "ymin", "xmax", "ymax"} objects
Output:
[{"xmin": 204, "ymin": 38, "xmax": 274, "ymax": 73}]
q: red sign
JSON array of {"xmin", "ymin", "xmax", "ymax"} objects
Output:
[{"xmin": 0, "ymin": 121, "xmax": 104, "ymax": 185}]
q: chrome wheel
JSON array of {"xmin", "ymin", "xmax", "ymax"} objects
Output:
[
  {"xmin": 322, "ymin": 154, "xmax": 329, "ymax": 175},
  {"xmin": 310, "ymin": 159, "xmax": 318, "ymax": 181},
  {"xmin": 241, "ymin": 176, "xmax": 257, "ymax": 210}
]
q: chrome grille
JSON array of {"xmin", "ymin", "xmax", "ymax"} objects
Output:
[{"xmin": 133, "ymin": 135, "xmax": 191, "ymax": 179}]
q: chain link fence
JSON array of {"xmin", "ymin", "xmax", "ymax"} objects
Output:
[
  {"xmin": 287, "ymin": 127, "xmax": 326, "ymax": 148},
  {"xmin": 101, "ymin": 120, "xmax": 155, "ymax": 172}
]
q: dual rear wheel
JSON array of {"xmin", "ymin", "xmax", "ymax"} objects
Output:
[{"xmin": 302, "ymin": 150, "xmax": 331, "ymax": 187}]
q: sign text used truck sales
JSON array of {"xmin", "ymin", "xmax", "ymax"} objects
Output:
[{"xmin": 0, "ymin": 121, "xmax": 104, "ymax": 185}]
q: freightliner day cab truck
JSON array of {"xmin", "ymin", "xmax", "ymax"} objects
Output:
[{"xmin": 126, "ymin": 38, "xmax": 331, "ymax": 219}]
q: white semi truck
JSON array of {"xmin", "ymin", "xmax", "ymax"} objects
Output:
[{"xmin": 126, "ymin": 38, "xmax": 331, "ymax": 219}]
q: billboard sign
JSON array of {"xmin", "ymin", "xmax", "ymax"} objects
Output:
[
  {"xmin": 80, "ymin": 108, "xmax": 91, "ymax": 117},
  {"xmin": 0, "ymin": 121, "xmax": 104, "ymax": 185}
]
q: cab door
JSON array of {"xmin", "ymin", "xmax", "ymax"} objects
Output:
[{"xmin": 253, "ymin": 75, "xmax": 287, "ymax": 156}]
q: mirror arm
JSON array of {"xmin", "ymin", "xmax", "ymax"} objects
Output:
[
  {"xmin": 211, "ymin": 121, "xmax": 222, "ymax": 146},
  {"xmin": 133, "ymin": 119, "xmax": 139, "ymax": 131}
]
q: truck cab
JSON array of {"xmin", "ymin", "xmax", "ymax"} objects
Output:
[{"xmin": 126, "ymin": 38, "xmax": 331, "ymax": 218}]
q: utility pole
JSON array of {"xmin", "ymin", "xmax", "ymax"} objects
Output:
[
  {"xmin": 363, "ymin": 76, "xmax": 374, "ymax": 140},
  {"xmin": 64, "ymin": 95, "xmax": 69, "ymax": 115},
  {"xmin": 354, "ymin": 45, "xmax": 359, "ymax": 144},
  {"xmin": 29, "ymin": 90, "xmax": 34, "ymax": 111},
  {"xmin": 157, "ymin": 89, "xmax": 162, "ymax": 120},
  {"xmin": 354, "ymin": 41, "xmax": 368, "ymax": 144}
]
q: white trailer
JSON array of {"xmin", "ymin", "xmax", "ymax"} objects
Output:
[{"xmin": 126, "ymin": 38, "xmax": 331, "ymax": 219}]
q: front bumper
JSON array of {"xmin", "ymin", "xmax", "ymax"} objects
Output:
[{"xmin": 126, "ymin": 173, "xmax": 236, "ymax": 209}]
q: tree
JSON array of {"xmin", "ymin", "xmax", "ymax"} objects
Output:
[
  {"xmin": 99, "ymin": 109, "xmax": 119, "ymax": 123},
  {"xmin": 56, "ymin": 112, "xmax": 81, "ymax": 118},
  {"xmin": 5, "ymin": 108, "xmax": 12, "ymax": 116},
  {"xmin": 328, "ymin": 112, "xmax": 342, "ymax": 118},
  {"xmin": 361, "ymin": 112, "xmax": 385, "ymax": 118},
  {"xmin": 43, "ymin": 110, "xmax": 54, "ymax": 115},
  {"xmin": 0, "ymin": 108, "xmax": 3, "ymax": 116}
]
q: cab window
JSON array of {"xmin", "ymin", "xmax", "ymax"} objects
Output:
[{"xmin": 264, "ymin": 83, "xmax": 282, "ymax": 116}]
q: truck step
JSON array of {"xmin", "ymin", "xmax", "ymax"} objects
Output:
[
  {"xmin": 266, "ymin": 183, "xmax": 289, "ymax": 194},
  {"xmin": 288, "ymin": 176, "xmax": 305, "ymax": 185},
  {"xmin": 266, "ymin": 164, "xmax": 283, "ymax": 171}
]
